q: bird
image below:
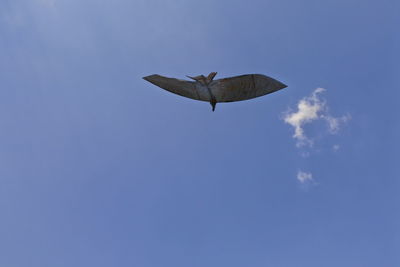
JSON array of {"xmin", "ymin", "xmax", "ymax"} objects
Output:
[{"xmin": 143, "ymin": 72, "xmax": 287, "ymax": 111}]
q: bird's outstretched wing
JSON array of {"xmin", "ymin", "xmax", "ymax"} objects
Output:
[
  {"xmin": 143, "ymin": 74, "xmax": 200, "ymax": 100},
  {"xmin": 209, "ymin": 74, "xmax": 287, "ymax": 102}
]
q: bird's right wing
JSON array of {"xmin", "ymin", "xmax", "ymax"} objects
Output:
[
  {"xmin": 143, "ymin": 74, "xmax": 201, "ymax": 100},
  {"xmin": 209, "ymin": 74, "xmax": 287, "ymax": 102}
]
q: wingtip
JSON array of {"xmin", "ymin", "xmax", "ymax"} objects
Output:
[
  {"xmin": 275, "ymin": 80, "xmax": 287, "ymax": 90},
  {"xmin": 143, "ymin": 74, "xmax": 159, "ymax": 82}
]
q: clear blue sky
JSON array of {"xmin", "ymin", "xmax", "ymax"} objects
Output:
[{"xmin": 1, "ymin": 0, "xmax": 399, "ymax": 266}]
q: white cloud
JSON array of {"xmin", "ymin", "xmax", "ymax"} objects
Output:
[
  {"xmin": 283, "ymin": 88, "xmax": 325, "ymax": 146},
  {"xmin": 297, "ymin": 171, "xmax": 313, "ymax": 184},
  {"xmin": 333, "ymin": 144, "xmax": 340, "ymax": 151},
  {"xmin": 322, "ymin": 114, "xmax": 351, "ymax": 134},
  {"xmin": 283, "ymin": 88, "xmax": 350, "ymax": 147}
]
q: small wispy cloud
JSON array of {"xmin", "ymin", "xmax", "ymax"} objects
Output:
[
  {"xmin": 283, "ymin": 88, "xmax": 350, "ymax": 147},
  {"xmin": 322, "ymin": 114, "xmax": 351, "ymax": 134},
  {"xmin": 297, "ymin": 171, "xmax": 313, "ymax": 184}
]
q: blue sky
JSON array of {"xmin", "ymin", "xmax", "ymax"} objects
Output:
[{"xmin": 0, "ymin": 0, "xmax": 399, "ymax": 266}]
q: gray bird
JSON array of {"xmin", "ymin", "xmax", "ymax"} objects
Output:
[{"xmin": 143, "ymin": 72, "xmax": 287, "ymax": 111}]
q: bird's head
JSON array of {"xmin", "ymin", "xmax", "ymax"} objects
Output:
[{"xmin": 187, "ymin": 72, "xmax": 217, "ymax": 85}]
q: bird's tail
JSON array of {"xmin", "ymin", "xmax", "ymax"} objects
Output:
[{"xmin": 211, "ymin": 101, "xmax": 217, "ymax": 112}]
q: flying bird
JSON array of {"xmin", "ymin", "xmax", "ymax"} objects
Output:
[{"xmin": 143, "ymin": 72, "xmax": 287, "ymax": 111}]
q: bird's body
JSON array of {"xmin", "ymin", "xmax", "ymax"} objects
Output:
[{"xmin": 143, "ymin": 72, "xmax": 287, "ymax": 111}]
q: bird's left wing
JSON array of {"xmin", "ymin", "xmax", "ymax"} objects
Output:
[{"xmin": 143, "ymin": 74, "xmax": 201, "ymax": 100}]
